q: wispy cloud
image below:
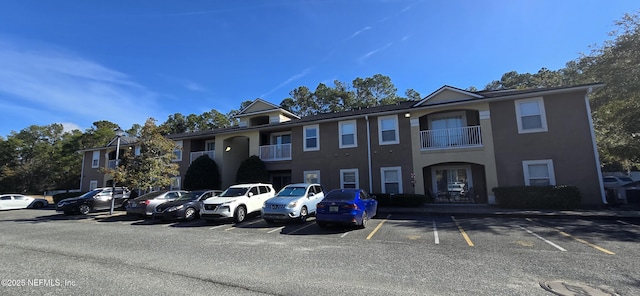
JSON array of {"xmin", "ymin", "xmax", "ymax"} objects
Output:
[
  {"xmin": 402, "ymin": 34, "xmax": 413, "ymax": 41},
  {"xmin": 0, "ymin": 38, "xmax": 161, "ymax": 133},
  {"xmin": 183, "ymin": 80, "xmax": 207, "ymax": 92},
  {"xmin": 346, "ymin": 26, "xmax": 371, "ymax": 41},
  {"xmin": 260, "ymin": 68, "xmax": 312, "ymax": 98},
  {"xmin": 357, "ymin": 43, "xmax": 393, "ymax": 63}
]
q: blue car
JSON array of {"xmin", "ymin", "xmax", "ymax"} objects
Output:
[{"xmin": 316, "ymin": 189, "xmax": 378, "ymax": 229}]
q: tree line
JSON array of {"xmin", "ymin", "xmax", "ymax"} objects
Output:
[{"xmin": 1, "ymin": 11, "xmax": 638, "ymax": 194}]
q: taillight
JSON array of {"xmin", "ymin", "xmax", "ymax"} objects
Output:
[
  {"xmin": 145, "ymin": 200, "xmax": 151, "ymax": 205},
  {"xmin": 317, "ymin": 204, "xmax": 325, "ymax": 209},
  {"xmin": 342, "ymin": 204, "xmax": 358, "ymax": 210}
]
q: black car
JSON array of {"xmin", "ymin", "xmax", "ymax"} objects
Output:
[
  {"xmin": 56, "ymin": 187, "xmax": 130, "ymax": 215},
  {"xmin": 152, "ymin": 190, "xmax": 221, "ymax": 221}
]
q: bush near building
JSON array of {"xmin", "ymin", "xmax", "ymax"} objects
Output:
[
  {"xmin": 374, "ymin": 193, "xmax": 432, "ymax": 207},
  {"xmin": 492, "ymin": 186, "xmax": 581, "ymax": 209}
]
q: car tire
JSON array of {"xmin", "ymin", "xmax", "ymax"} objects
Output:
[
  {"xmin": 234, "ymin": 205, "xmax": 246, "ymax": 223},
  {"xmin": 184, "ymin": 207, "xmax": 196, "ymax": 221},
  {"xmin": 78, "ymin": 204, "xmax": 91, "ymax": 215},
  {"xmin": 32, "ymin": 201, "xmax": 44, "ymax": 209},
  {"xmin": 359, "ymin": 211, "xmax": 368, "ymax": 229},
  {"xmin": 299, "ymin": 206, "xmax": 308, "ymax": 223}
]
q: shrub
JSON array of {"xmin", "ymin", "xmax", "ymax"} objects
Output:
[
  {"xmin": 492, "ymin": 185, "xmax": 581, "ymax": 209},
  {"xmin": 184, "ymin": 156, "xmax": 221, "ymax": 190},
  {"xmin": 235, "ymin": 155, "xmax": 269, "ymax": 184},
  {"xmin": 374, "ymin": 193, "xmax": 430, "ymax": 207}
]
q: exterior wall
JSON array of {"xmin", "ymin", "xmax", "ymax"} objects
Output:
[
  {"xmin": 490, "ymin": 91, "xmax": 602, "ymax": 205},
  {"xmin": 215, "ymin": 131, "xmax": 259, "ymax": 189},
  {"xmin": 409, "ymin": 102, "xmax": 499, "ymax": 203},
  {"xmin": 81, "ymin": 150, "xmax": 104, "ymax": 191},
  {"xmin": 289, "ymin": 113, "xmax": 414, "ymax": 194}
]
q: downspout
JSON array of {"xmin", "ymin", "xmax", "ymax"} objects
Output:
[
  {"xmin": 365, "ymin": 115, "xmax": 373, "ymax": 193},
  {"xmin": 79, "ymin": 151, "xmax": 85, "ymax": 191},
  {"xmin": 585, "ymin": 87, "xmax": 607, "ymax": 205}
]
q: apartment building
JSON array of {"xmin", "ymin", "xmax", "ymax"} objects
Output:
[{"xmin": 79, "ymin": 83, "xmax": 606, "ymax": 206}]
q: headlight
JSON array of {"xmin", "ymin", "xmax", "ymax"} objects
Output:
[
  {"xmin": 167, "ymin": 205, "xmax": 184, "ymax": 212},
  {"xmin": 287, "ymin": 201, "xmax": 297, "ymax": 208}
]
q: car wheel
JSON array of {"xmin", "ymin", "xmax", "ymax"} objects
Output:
[
  {"xmin": 32, "ymin": 201, "xmax": 44, "ymax": 209},
  {"xmin": 78, "ymin": 204, "xmax": 91, "ymax": 215},
  {"xmin": 299, "ymin": 206, "xmax": 308, "ymax": 223},
  {"xmin": 184, "ymin": 207, "xmax": 196, "ymax": 221},
  {"xmin": 234, "ymin": 206, "xmax": 246, "ymax": 223},
  {"xmin": 359, "ymin": 211, "xmax": 368, "ymax": 229}
]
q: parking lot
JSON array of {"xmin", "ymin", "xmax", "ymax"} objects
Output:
[{"xmin": 1, "ymin": 208, "xmax": 639, "ymax": 295}]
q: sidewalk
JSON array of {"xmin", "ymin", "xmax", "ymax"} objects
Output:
[{"xmin": 377, "ymin": 204, "xmax": 640, "ymax": 220}]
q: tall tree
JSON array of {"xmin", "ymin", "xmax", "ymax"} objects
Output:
[{"xmin": 352, "ymin": 74, "xmax": 398, "ymax": 108}]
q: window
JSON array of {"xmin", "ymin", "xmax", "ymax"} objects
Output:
[
  {"xmin": 304, "ymin": 125, "xmax": 319, "ymax": 151},
  {"xmin": 170, "ymin": 176, "xmax": 181, "ymax": 190},
  {"xmin": 378, "ymin": 115, "xmax": 399, "ymax": 145},
  {"xmin": 134, "ymin": 145, "xmax": 141, "ymax": 156},
  {"xmin": 339, "ymin": 120, "xmax": 357, "ymax": 148},
  {"xmin": 522, "ymin": 160, "xmax": 555, "ymax": 186},
  {"xmin": 249, "ymin": 187, "xmax": 259, "ymax": 195},
  {"xmin": 340, "ymin": 169, "xmax": 359, "ymax": 189},
  {"xmin": 304, "ymin": 170, "xmax": 320, "ymax": 184},
  {"xmin": 89, "ymin": 180, "xmax": 98, "ymax": 190},
  {"xmin": 92, "ymin": 151, "xmax": 100, "ymax": 168},
  {"xmin": 173, "ymin": 141, "xmax": 183, "ymax": 161},
  {"xmin": 381, "ymin": 167, "xmax": 402, "ymax": 194},
  {"xmin": 205, "ymin": 140, "xmax": 215, "ymax": 151},
  {"xmin": 515, "ymin": 97, "xmax": 548, "ymax": 133}
]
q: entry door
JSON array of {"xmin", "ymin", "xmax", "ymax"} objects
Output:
[{"xmin": 432, "ymin": 166, "xmax": 472, "ymax": 199}]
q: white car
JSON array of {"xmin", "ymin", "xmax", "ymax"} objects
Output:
[
  {"xmin": 200, "ymin": 183, "xmax": 275, "ymax": 223},
  {"xmin": 0, "ymin": 194, "xmax": 48, "ymax": 210},
  {"xmin": 261, "ymin": 183, "xmax": 324, "ymax": 223}
]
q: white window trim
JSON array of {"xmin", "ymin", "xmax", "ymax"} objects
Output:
[
  {"xmin": 303, "ymin": 124, "xmax": 320, "ymax": 151},
  {"xmin": 340, "ymin": 168, "xmax": 359, "ymax": 189},
  {"xmin": 91, "ymin": 151, "xmax": 100, "ymax": 168},
  {"xmin": 89, "ymin": 180, "xmax": 98, "ymax": 190},
  {"xmin": 304, "ymin": 170, "xmax": 321, "ymax": 184},
  {"xmin": 522, "ymin": 159, "xmax": 556, "ymax": 186},
  {"xmin": 380, "ymin": 166, "xmax": 403, "ymax": 194},
  {"xmin": 515, "ymin": 97, "xmax": 548, "ymax": 134},
  {"xmin": 378, "ymin": 115, "xmax": 400, "ymax": 145},
  {"xmin": 173, "ymin": 140, "xmax": 183, "ymax": 162},
  {"xmin": 339, "ymin": 120, "xmax": 357, "ymax": 148},
  {"xmin": 205, "ymin": 140, "xmax": 216, "ymax": 151}
]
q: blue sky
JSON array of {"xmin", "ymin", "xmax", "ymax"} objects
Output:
[{"xmin": 0, "ymin": 0, "xmax": 637, "ymax": 138}]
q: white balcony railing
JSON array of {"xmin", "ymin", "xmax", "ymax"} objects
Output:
[
  {"xmin": 190, "ymin": 150, "xmax": 215, "ymax": 163},
  {"xmin": 259, "ymin": 144, "xmax": 292, "ymax": 161},
  {"xmin": 420, "ymin": 126, "xmax": 482, "ymax": 150}
]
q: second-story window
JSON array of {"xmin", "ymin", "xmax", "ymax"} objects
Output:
[
  {"xmin": 91, "ymin": 151, "xmax": 100, "ymax": 168},
  {"xmin": 304, "ymin": 125, "xmax": 319, "ymax": 151},
  {"xmin": 173, "ymin": 140, "xmax": 183, "ymax": 161},
  {"xmin": 339, "ymin": 120, "xmax": 357, "ymax": 148},
  {"xmin": 515, "ymin": 97, "xmax": 548, "ymax": 134},
  {"xmin": 378, "ymin": 115, "xmax": 399, "ymax": 145}
]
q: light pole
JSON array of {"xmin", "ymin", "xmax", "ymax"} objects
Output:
[{"xmin": 110, "ymin": 128, "xmax": 125, "ymax": 215}]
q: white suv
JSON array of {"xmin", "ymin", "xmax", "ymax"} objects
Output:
[{"xmin": 200, "ymin": 183, "xmax": 275, "ymax": 223}]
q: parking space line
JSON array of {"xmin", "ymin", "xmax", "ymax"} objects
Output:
[
  {"xmin": 366, "ymin": 214, "xmax": 391, "ymax": 240},
  {"xmin": 432, "ymin": 220, "xmax": 440, "ymax": 245},
  {"xmin": 525, "ymin": 218, "xmax": 615, "ymax": 255},
  {"xmin": 340, "ymin": 232, "xmax": 349, "ymax": 238},
  {"xmin": 287, "ymin": 222, "xmax": 316, "ymax": 235},
  {"xmin": 225, "ymin": 219, "xmax": 264, "ymax": 231},
  {"xmin": 208, "ymin": 224, "xmax": 226, "ymax": 230},
  {"xmin": 516, "ymin": 225, "xmax": 566, "ymax": 251},
  {"xmin": 267, "ymin": 226, "xmax": 285, "ymax": 233},
  {"xmin": 451, "ymin": 216, "xmax": 474, "ymax": 247}
]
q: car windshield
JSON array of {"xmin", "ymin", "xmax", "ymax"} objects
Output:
[
  {"xmin": 135, "ymin": 191, "xmax": 167, "ymax": 201},
  {"xmin": 175, "ymin": 192, "xmax": 203, "ymax": 201},
  {"xmin": 277, "ymin": 187, "xmax": 307, "ymax": 197},
  {"xmin": 620, "ymin": 177, "xmax": 633, "ymax": 182},
  {"xmin": 322, "ymin": 191, "xmax": 356, "ymax": 202},
  {"xmin": 219, "ymin": 187, "xmax": 248, "ymax": 197}
]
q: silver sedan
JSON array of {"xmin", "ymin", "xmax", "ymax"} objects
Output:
[{"xmin": 125, "ymin": 190, "xmax": 188, "ymax": 217}]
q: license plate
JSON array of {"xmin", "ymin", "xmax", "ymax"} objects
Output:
[{"xmin": 329, "ymin": 206, "xmax": 339, "ymax": 212}]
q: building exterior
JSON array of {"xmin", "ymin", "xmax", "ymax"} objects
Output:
[{"xmin": 79, "ymin": 84, "xmax": 607, "ymax": 206}]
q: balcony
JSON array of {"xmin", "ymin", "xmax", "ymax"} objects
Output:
[
  {"xmin": 190, "ymin": 150, "xmax": 215, "ymax": 163},
  {"xmin": 420, "ymin": 126, "xmax": 482, "ymax": 150},
  {"xmin": 259, "ymin": 144, "xmax": 292, "ymax": 161},
  {"xmin": 107, "ymin": 160, "xmax": 117, "ymax": 169}
]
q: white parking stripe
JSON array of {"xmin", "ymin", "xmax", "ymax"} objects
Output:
[
  {"xmin": 433, "ymin": 220, "xmax": 440, "ymax": 245},
  {"xmin": 267, "ymin": 226, "xmax": 285, "ymax": 233},
  {"xmin": 340, "ymin": 232, "xmax": 349, "ymax": 238},
  {"xmin": 517, "ymin": 225, "xmax": 566, "ymax": 252},
  {"xmin": 208, "ymin": 224, "xmax": 226, "ymax": 230},
  {"xmin": 287, "ymin": 222, "xmax": 315, "ymax": 234}
]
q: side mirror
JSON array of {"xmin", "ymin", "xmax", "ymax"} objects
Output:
[
  {"xmin": 308, "ymin": 192, "xmax": 315, "ymax": 198},
  {"xmin": 248, "ymin": 192, "xmax": 254, "ymax": 197}
]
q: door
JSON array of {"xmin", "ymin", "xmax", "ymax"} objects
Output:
[
  {"xmin": 432, "ymin": 166, "xmax": 472, "ymax": 202},
  {"xmin": 429, "ymin": 113, "xmax": 465, "ymax": 147}
]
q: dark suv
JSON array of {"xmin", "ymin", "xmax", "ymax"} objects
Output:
[{"xmin": 56, "ymin": 187, "xmax": 130, "ymax": 215}]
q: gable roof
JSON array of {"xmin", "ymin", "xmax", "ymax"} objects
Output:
[
  {"xmin": 413, "ymin": 85, "xmax": 484, "ymax": 107},
  {"xmin": 236, "ymin": 98, "xmax": 300, "ymax": 119}
]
